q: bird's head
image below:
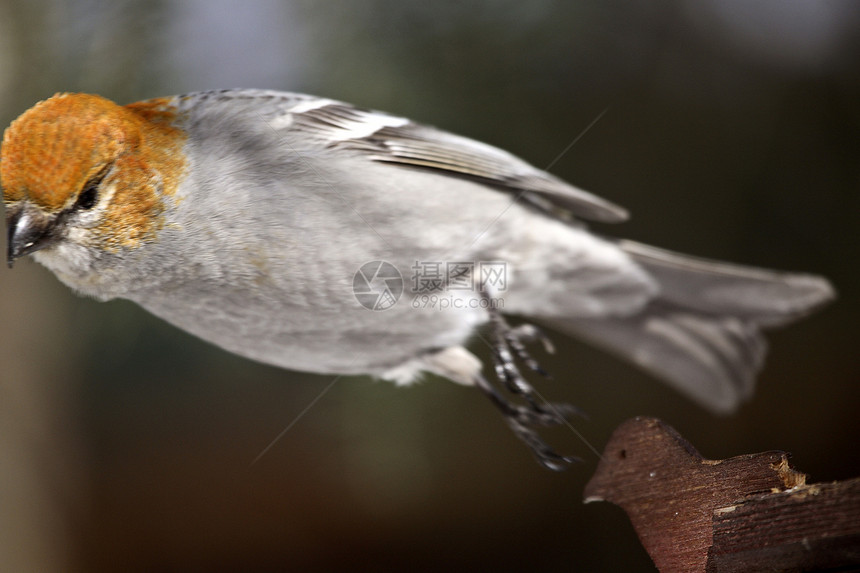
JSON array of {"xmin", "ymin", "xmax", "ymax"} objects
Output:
[{"xmin": 1, "ymin": 93, "xmax": 187, "ymax": 284}]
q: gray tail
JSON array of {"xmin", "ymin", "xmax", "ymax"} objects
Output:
[{"xmin": 544, "ymin": 240, "xmax": 835, "ymax": 414}]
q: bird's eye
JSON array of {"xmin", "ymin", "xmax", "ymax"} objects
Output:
[
  {"xmin": 77, "ymin": 185, "xmax": 98, "ymax": 210},
  {"xmin": 75, "ymin": 165, "xmax": 110, "ymax": 211}
]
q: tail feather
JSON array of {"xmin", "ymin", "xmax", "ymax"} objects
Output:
[
  {"xmin": 619, "ymin": 240, "xmax": 835, "ymax": 326},
  {"xmin": 544, "ymin": 242, "xmax": 834, "ymax": 414},
  {"xmin": 549, "ymin": 308, "xmax": 765, "ymax": 413}
]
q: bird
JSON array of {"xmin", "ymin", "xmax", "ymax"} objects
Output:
[{"xmin": 2, "ymin": 89, "xmax": 834, "ymax": 469}]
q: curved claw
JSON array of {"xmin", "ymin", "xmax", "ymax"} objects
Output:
[
  {"xmin": 506, "ymin": 416, "xmax": 582, "ymax": 471},
  {"xmin": 508, "ymin": 323, "xmax": 556, "ymax": 355},
  {"xmin": 473, "ymin": 369, "xmax": 583, "ymax": 470},
  {"xmin": 476, "ymin": 293, "xmax": 585, "ymax": 468}
]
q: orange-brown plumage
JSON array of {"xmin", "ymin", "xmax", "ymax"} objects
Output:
[{"xmin": 1, "ymin": 93, "xmax": 188, "ymax": 250}]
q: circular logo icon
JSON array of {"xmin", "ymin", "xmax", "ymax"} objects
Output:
[{"xmin": 353, "ymin": 261, "xmax": 403, "ymax": 311}]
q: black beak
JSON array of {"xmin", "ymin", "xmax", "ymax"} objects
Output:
[{"xmin": 6, "ymin": 206, "xmax": 58, "ymax": 268}]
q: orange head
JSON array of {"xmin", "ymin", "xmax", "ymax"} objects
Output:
[{"xmin": 2, "ymin": 92, "xmax": 187, "ymax": 266}]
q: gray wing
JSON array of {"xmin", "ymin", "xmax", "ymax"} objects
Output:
[{"xmin": 281, "ymin": 97, "xmax": 629, "ymax": 223}]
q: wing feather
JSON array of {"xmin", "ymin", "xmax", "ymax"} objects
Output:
[{"xmin": 287, "ymin": 100, "xmax": 628, "ymax": 223}]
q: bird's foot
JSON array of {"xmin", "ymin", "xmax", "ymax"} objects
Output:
[{"xmin": 477, "ymin": 312, "xmax": 583, "ymax": 470}]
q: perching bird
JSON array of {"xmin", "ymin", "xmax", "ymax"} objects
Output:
[{"xmin": 2, "ymin": 90, "xmax": 834, "ymax": 468}]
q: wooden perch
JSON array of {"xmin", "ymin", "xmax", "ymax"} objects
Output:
[{"xmin": 583, "ymin": 417, "xmax": 860, "ymax": 572}]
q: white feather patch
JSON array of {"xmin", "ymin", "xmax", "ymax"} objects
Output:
[
  {"xmin": 289, "ymin": 98, "xmax": 337, "ymax": 114},
  {"xmin": 325, "ymin": 111, "xmax": 410, "ymax": 142}
]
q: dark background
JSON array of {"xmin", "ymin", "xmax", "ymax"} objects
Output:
[{"xmin": 0, "ymin": 1, "xmax": 858, "ymax": 571}]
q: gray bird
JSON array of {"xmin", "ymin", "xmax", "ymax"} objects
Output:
[{"xmin": 2, "ymin": 89, "xmax": 834, "ymax": 468}]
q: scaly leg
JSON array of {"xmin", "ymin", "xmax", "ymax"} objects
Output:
[{"xmin": 477, "ymin": 302, "xmax": 583, "ymax": 470}]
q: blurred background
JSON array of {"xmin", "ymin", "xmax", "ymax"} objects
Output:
[{"xmin": 1, "ymin": 0, "xmax": 858, "ymax": 570}]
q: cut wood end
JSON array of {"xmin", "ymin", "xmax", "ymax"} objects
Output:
[{"xmin": 773, "ymin": 456, "xmax": 807, "ymax": 489}]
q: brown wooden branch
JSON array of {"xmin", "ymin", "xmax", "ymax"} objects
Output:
[{"xmin": 583, "ymin": 417, "xmax": 860, "ymax": 572}]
